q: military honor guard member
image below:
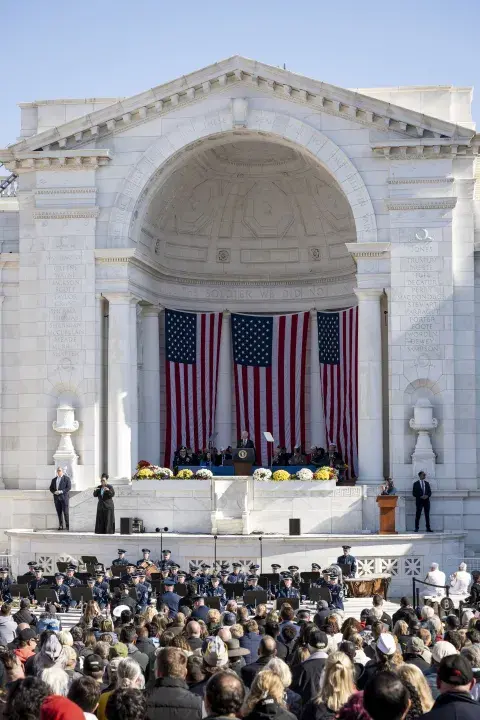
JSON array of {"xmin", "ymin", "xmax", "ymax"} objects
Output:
[
  {"xmin": 131, "ymin": 573, "xmax": 149, "ymax": 612},
  {"xmin": 112, "ymin": 549, "xmax": 129, "ymax": 567},
  {"xmin": 317, "ymin": 568, "xmax": 345, "ymax": 611},
  {"xmin": 161, "ymin": 578, "xmax": 181, "ymax": 617},
  {"xmin": 28, "ymin": 567, "xmax": 49, "ymax": 602},
  {"xmin": 93, "ymin": 571, "xmax": 110, "ymax": 609},
  {"xmin": 25, "ymin": 561, "xmax": 37, "ymax": 579},
  {"xmin": 206, "ymin": 575, "xmax": 227, "ymax": 609},
  {"xmin": 51, "ymin": 573, "xmax": 74, "ymax": 611},
  {"xmin": 64, "ymin": 565, "xmax": 81, "ymax": 589},
  {"xmin": 337, "ymin": 545, "xmax": 357, "ymax": 577},
  {"xmin": 228, "ymin": 562, "xmax": 246, "ymax": 584},
  {"xmin": 159, "ymin": 549, "xmax": 173, "ymax": 570}
]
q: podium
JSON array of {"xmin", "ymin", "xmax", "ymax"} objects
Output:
[
  {"xmin": 376, "ymin": 494, "xmax": 398, "ymax": 534},
  {"xmin": 233, "ymin": 447, "xmax": 255, "ymax": 476}
]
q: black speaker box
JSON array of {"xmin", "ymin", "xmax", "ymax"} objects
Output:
[
  {"xmin": 120, "ymin": 517, "xmax": 133, "ymax": 535},
  {"xmin": 289, "ymin": 518, "xmax": 301, "ymax": 535}
]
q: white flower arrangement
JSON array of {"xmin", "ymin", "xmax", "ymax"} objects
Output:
[
  {"xmin": 296, "ymin": 468, "xmax": 314, "ymax": 481},
  {"xmin": 153, "ymin": 467, "xmax": 174, "ymax": 479},
  {"xmin": 253, "ymin": 468, "xmax": 272, "ymax": 482},
  {"xmin": 195, "ymin": 468, "xmax": 213, "ymax": 480}
]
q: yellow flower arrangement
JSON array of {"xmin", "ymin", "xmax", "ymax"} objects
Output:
[
  {"xmin": 137, "ymin": 467, "xmax": 154, "ymax": 478},
  {"xmin": 272, "ymin": 469, "xmax": 291, "ymax": 482},
  {"xmin": 313, "ymin": 466, "xmax": 337, "ymax": 481},
  {"xmin": 176, "ymin": 469, "xmax": 194, "ymax": 479}
]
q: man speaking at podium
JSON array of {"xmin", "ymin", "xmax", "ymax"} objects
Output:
[{"xmin": 237, "ymin": 430, "xmax": 256, "ymax": 462}]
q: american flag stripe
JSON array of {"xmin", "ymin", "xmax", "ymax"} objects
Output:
[
  {"xmin": 233, "ymin": 312, "xmax": 309, "ymax": 466},
  {"xmin": 318, "ymin": 307, "xmax": 358, "ymax": 478},
  {"xmin": 164, "ymin": 310, "xmax": 222, "ymax": 467}
]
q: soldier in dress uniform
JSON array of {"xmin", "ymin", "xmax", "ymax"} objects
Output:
[
  {"xmin": 206, "ymin": 575, "xmax": 226, "ymax": 609},
  {"xmin": 287, "ymin": 565, "xmax": 301, "ymax": 588},
  {"xmin": 121, "ymin": 563, "xmax": 137, "ymax": 584},
  {"xmin": 196, "ymin": 564, "xmax": 212, "ymax": 593},
  {"xmin": 137, "ymin": 549, "xmax": 155, "ymax": 569},
  {"xmin": 248, "ymin": 564, "xmax": 261, "ymax": 580},
  {"xmin": 159, "ymin": 549, "xmax": 173, "ymax": 571},
  {"xmin": 311, "ymin": 562, "xmax": 321, "ymax": 572},
  {"xmin": 64, "ymin": 565, "xmax": 81, "ymax": 589},
  {"xmin": 28, "ymin": 567, "xmax": 49, "ymax": 602},
  {"xmin": 136, "ymin": 569, "xmax": 152, "ymax": 601},
  {"xmin": 169, "ymin": 563, "xmax": 181, "ymax": 583},
  {"xmin": 161, "ymin": 578, "xmax": 181, "ymax": 617},
  {"xmin": 337, "ymin": 545, "xmax": 357, "ymax": 578},
  {"xmin": 25, "ymin": 561, "xmax": 37, "ymax": 579},
  {"xmin": 93, "ymin": 571, "xmax": 110, "ymax": 609},
  {"xmin": 0, "ymin": 567, "xmax": 13, "ymax": 603},
  {"xmin": 317, "ymin": 568, "xmax": 345, "ymax": 611},
  {"xmin": 228, "ymin": 562, "xmax": 246, "ymax": 584},
  {"xmin": 131, "ymin": 573, "xmax": 149, "ymax": 612},
  {"xmin": 219, "ymin": 569, "xmax": 231, "ymax": 587},
  {"xmin": 276, "ymin": 573, "xmax": 300, "ymax": 599},
  {"xmin": 112, "ymin": 549, "xmax": 129, "ymax": 567},
  {"xmin": 51, "ymin": 573, "xmax": 73, "ymax": 611}
]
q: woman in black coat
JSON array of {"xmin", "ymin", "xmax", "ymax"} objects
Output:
[{"xmin": 94, "ymin": 473, "xmax": 115, "ymax": 534}]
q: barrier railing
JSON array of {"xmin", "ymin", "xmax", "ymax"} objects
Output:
[{"xmin": 412, "ymin": 576, "xmax": 450, "ymax": 607}]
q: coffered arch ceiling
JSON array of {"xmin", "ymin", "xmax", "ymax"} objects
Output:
[{"xmin": 137, "ymin": 134, "xmax": 357, "ymax": 283}]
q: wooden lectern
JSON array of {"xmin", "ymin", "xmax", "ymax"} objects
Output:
[
  {"xmin": 376, "ymin": 494, "xmax": 398, "ymax": 534},
  {"xmin": 233, "ymin": 447, "xmax": 255, "ymax": 476}
]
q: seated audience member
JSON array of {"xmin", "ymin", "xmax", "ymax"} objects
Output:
[
  {"xmin": 68, "ymin": 675, "xmax": 101, "ymax": 719},
  {"xmin": 0, "ymin": 604, "xmax": 17, "ymax": 646},
  {"xmin": 240, "ymin": 620, "xmax": 262, "ymax": 664},
  {"xmin": 12, "ymin": 599, "xmax": 37, "ymax": 628},
  {"xmin": 301, "ymin": 651, "xmax": 356, "ymax": 720},
  {"xmin": 424, "ymin": 640, "xmax": 458, "ymax": 699},
  {"xmin": 40, "ymin": 666, "xmax": 70, "ymax": 696},
  {"xmin": 291, "ymin": 629, "xmax": 329, "ymax": 703},
  {"xmin": 421, "ymin": 654, "xmax": 479, "ymax": 719},
  {"xmin": 449, "ymin": 562, "xmax": 472, "ymax": 595},
  {"xmin": 265, "ymin": 657, "xmax": 301, "ymax": 718},
  {"xmin": 403, "ymin": 636, "xmax": 431, "ymax": 673},
  {"xmin": 204, "ymin": 670, "xmax": 245, "ymax": 719},
  {"xmin": 241, "ymin": 635, "xmax": 277, "ymax": 687},
  {"xmin": 370, "ymin": 594, "xmax": 393, "ymax": 630},
  {"xmin": 357, "ymin": 633, "xmax": 401, "ymax": 690},
  {"xmin": 4, "ymin": 677, "xmax": 49, "ymax": 718},
  {"xmin": 363, "ymin": 671, "xmax": 410, "ymax": 720},
  {"xmin": 243, "ymin": 668, "xmax": 296, "ymax": 720},
  {"xmin": 105, "ymin": 687, "xmax": 147, "ymax": 720},
  {"xmin": 397, "ymin": 663, "xmax": 434, "ymax": 716},
  {"xmin": 146, "ymin": 646, "xmax": 202, "ymax": 720},
  {"xmin": 13, "ymin": 628, "xmax": 38, "ymax": 665},
  {"xmin": 392, "ymin": 597, "xmax": 417, "ymax": 627},
  {"xmin": 289, "ymin": 447, "xmax": 307, "ymax": 465}
]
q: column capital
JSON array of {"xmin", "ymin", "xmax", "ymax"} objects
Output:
[
  {"xmin": 142, "ymin": 304, "xmax": 163, "ymax": 317},
  {"xmin": 310, "ymin": 308, "xmax": 318, "ymax": 319},
  {"xmin": 222, "ymin": 310, "xmax": 231, "ymax": 319},
  {"xmin": 354, "ymin": 288, "xmax": 384, "ymax": 301},
  {"xmin": 102, "ymin": 291, "xmax": 141, "ymax": 305}
]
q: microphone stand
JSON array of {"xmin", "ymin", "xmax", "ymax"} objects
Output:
[
  {"xmin": 259, "ymin": 535, "xmax": 263, "ymax": 575},
  {"xmin": 214, "ymin": 535, "xmax": 218, "ymax": 570}
]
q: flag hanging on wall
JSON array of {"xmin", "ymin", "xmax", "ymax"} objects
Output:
[
  {"xmin": 164, "ymin": 309, "xmax": 222, "ymax": 467},
  {"xmin": 317, "ymin": 307, "xmax": 358, "ymax": 478},
  {"xmin": 232, "ymin": 312, "xmax": 309, "ymax": 466}
]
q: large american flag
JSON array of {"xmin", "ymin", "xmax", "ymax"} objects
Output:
[
  {"xmin": 164, "ymin": 309, "xmax": 222, "ymax": 467},
  {"xmin": 232, "ymin": 312, "xmax": 309, "ymax": 466},
  {"xmin": 318, "ymin": 307, "xmax": 358, "ymax": 478}
]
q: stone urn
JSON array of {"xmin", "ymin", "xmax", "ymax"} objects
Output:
[
  {"xmin": 53, "ymin": 404, "xmax": 80, "ymax": 486},
  {"xmin": 409, "ymin": 398, "xmax": 437, "ymax": 478}
]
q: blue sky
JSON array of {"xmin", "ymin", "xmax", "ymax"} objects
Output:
[{"xmin": 1, "ymin": 0, "xmax": 479, "ymax": 149}]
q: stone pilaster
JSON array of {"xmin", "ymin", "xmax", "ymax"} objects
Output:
[
  {"xmin": 215, "ymin": 311, "xmax": 232, "ymax": 450},
  {"xmin": 139, "ymin": 305, "xmax": 162, "ymax": 465}
]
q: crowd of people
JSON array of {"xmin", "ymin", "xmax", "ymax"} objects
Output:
[{"xmin": 0, "ymin": 586, "xmax": 479, "ymax": 720}]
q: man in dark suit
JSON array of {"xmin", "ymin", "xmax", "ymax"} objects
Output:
[
  {"xmin": 413, "ymin": 471, "xmax": 433, "ymax": 532},
  {"xmin": 237, "ymin": 430, "xmax": 255, "ymax": 449},
  {"xmin": 49, "ymin": 467, "xmax": 71, "ymax": 530}
]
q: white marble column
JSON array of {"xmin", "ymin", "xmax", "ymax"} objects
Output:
[
  {"xmin": 354, "ymin": 288, "xmax": 384, "ymax": 484},
  {"xmin": 104, "ymin": 292, "xmax": 139, "ymax": 483},
  {"xmin": 140, "ymin": 305, "xmax": 162, "ymax": 465},
  {"xmin": 0, "ymin": 296, "xmax": 5, "ymax": 489},
  {"xmin": 215, "ymin": 311, "xmax": 233, "ymax": 449},
  {"xmin": 309, "ymin": 309, "xmax": 326, "ymax": 449}
]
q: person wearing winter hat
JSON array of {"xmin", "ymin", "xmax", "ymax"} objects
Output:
[
  {"xmin": 425, "ymin": 640, "xmax": 458, "ymax": 699},
  {"xmin": 40, "ymin": 695, "xmax": 84, "ymax": 720},
  {"xmin": 290, "ymin": 629, "xmax": 329, "ymax": 704},
  {"xmin": 422, "ymin": 654, "xmax": 478, "ymax": 720},
  {"xmin": 403, "ymin": 636, "xmax": 431, "ymax": 673},
  {"xmin": 357, "ymin": 633, "xmax": 400, "ymax": 690}
]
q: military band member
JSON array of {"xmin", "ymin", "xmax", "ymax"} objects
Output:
[
  {"xmin": 276, "ymin": 574, "xmax": 300, "ymax": 599},
  {"xmin": 28, "ymin": 567, "xmax": 49, "ymax": 602},
  {"xmin": 228, "ymin": 562, "xmax": 246, "ymax": 584},
  {"xmin": 161, "ymin": 578, "xmax": 181, "ymax": 617},
  {"xmin": 159, "ymin": 549, "xmax": 173, "ymax": 571},
  {"xmin": 219, "ymin": 569, "xmax": 231, "ymax": 587},
  {"xmin": 196, "ymin": 564, "xmax": 212, "ymax": 593},
  {"xmin": 137, "ymin": 549, "xmax": 154, "ymax": 568},
  {"xmin": 112, "ymin": 549, "xmax": 129, "ymax": 567},
  {"xmin": 0, "ymin": 567, "xmax": 13, "ymax": 603},
  {"xmin": 245, "ymin": 574, "xmax": 264, "ymax": 593},
  {"xmin": 64, "ymin": 565, "xmax": 81, "ymax": 589},
  {"xmin": 51, "ymin": 573, "xmax": 74, "ymax": 611},
  {"xmin": 318, "ymin": 568, "xmax": 344, "ymax": 611},
  {"xmin": 121, "ymin": 563, "xmax": 137, "ymax": 584},
  {"xmin": 248, "ymin": 564, "xmax": 261, "ymax": 580},
  {"xmin": 311, "ymin": 563, "xmax": 321, "ymax": 572},
  {"xmin": 287, "ymin": 565, "xmax": 301, "ymax": 587},
  {"xmin": 131, "ymin": 573, "xmax": 148, "ymax": 612},
  {"xmin": 93, "ymin": 571, "xmax": 110, "ymax": 609},
  {"xmin": 169, "ymin": 563, "xmax": 181, "ymax": 583},
  {"xmin": 25, "ymin": 561, "xmax": 37, "ymax": 579},
  {"xmin": 337, "ymin": 545, "xmax": 357, "ymax": 578},
  {"xmin": 136, "ymin": 569, "xmax": 152, "ymax": 600},
  {"xmin": 206, "ymin": 575, "xmax": 226, "ymax": 609}
]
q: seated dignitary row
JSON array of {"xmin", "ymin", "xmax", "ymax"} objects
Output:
[{"xmin": 0, "ymin": 545, "xmax": 357, "ymax": 615}]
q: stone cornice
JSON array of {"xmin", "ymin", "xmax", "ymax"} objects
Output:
[
  {"xmin": 372, "ymin": 140, "xmax": 478, "ymax": 159},
  {"xmin": 384, "ymin": 197, "xmax": 457, "ymax": 211},
  {"xmin": 345, "ymin": 242, "xmax": 390, "ymax": 258},
  {"xmin": 34, "ymin": 187, "xmax": 97, "ymax": 195},
  {"xmin": 387, "ymin": 177, "xmax": 454, "ymax": 185},
  {"xmin": 33, "ymin": 208, "xmax": 100, "ymax": 219},
  {"xmin": 0, "ymin": 150, "xmax": 112, "ymax": 173},
  {"xmin": 4, "ymin": 57, "xmax": 472, "ymax": 155}
]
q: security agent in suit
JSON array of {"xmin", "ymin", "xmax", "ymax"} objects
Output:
[
  {"xmin": 413, "ymin": 471, "xmax": 433, "ymax": 532},
  {"xmin": 49, "ymin": 467, "xmax": 71, "ymax": 530},
  {"xmin": 337, "ymin": 545, "xmax": 357, "ymax": 577},
  {"xmin": 205, "ymin": 576, "xmax": 226, "ymax": 610},
  {"xmin": 161, "ymin": 579, "xmax": 181, "ymax": 617},
  {"xmin": 0, "ymin": 568, "xmax": 13, "ymax": 603}
]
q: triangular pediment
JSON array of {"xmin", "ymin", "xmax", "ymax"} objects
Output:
[{"xmin": 3, "ymin": 56, "xmax": 475, "ymax": 156}]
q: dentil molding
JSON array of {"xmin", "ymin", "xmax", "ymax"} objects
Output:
[{"xmin": 384, "ymin": 198, "xmax": 457, "ymax": 211}]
